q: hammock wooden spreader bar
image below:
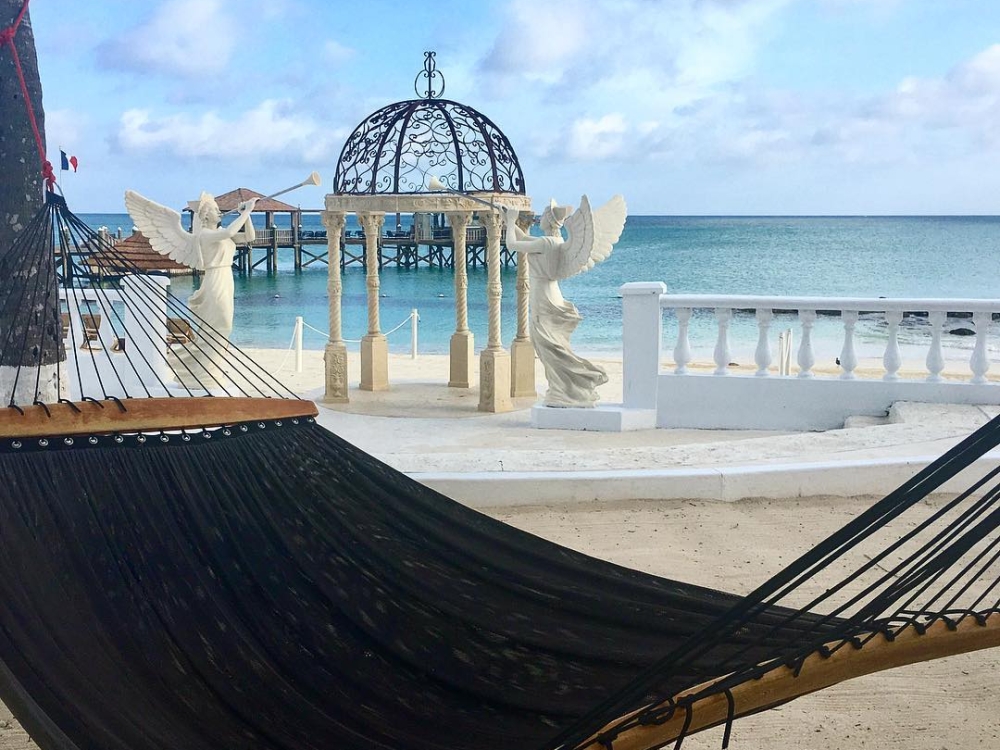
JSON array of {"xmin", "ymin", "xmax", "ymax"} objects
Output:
[
  {"xmin": 0, "ymin": 397, "xmax": 319, "ymax": 438},
  {"xmin": 580, "ymin": 612, "xmax": 1000, "ymax": 750}
]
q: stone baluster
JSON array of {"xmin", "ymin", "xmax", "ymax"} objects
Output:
[
  {"xmin": 971, "ymin": 311, "xmax": 991, "ymax": 384},
  {"xmin": 754, "ymin": 308, "xmax": 773, "ymax": 376},
  {"xmin": 321, "ymin": 210, "xmax": 349, "ymax": 402},
  {"xmin": 478, "ymin": 210, "xmax": 512, "ymax": 412},
  {"xmin": 510, "ymin": 210, "xmax": 536, "ymax": 398},
  {"xmin": 797, "ymin": 309, "xmax": 816, "ymax": 378},
  {"xmin": 882, "ymin": 309, "xmax": 902, "ymax": 381},
  {"xmin": 839, "ymin": 310, "xmax": 858, "ymax": 380},
  {"xmin": 713, "ymin": 307, "xmax": 732, "ymax": 375},
  {"xmin": 358, "ymin": 211, "xmax": 387, "ymax": 391},
  {"xmin": 926, "ymin": 310, "xmax": 946, "ymax": 382},
  {"xmin": 446, "ymin": 210, "xmax": 473, "ymax": 388},
  {"xmin": 673, "ymin": 308, "xmax": 692, "ymax": 374}
]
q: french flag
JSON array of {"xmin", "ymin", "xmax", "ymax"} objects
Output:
[{"xmin": 59, "ymin": 150, "xmax": 78, "ymax": 172}]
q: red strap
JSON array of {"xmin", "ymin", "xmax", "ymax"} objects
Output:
[{"xmin": 2, "ymin": 0, "xmax": 48, "ymax": 187}]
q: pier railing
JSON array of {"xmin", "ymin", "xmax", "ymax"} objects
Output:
[{"xmin": 620, "ymin": 282, "xmax": 1000, "ymax": 430}]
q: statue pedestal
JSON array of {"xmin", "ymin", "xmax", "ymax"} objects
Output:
[
  {"xmin": 323, "ymin": 341, "xmax": 349, "ymax": 403},
  {"xmin": 510, "ymin": 337, "xmax": 536, "ymax": 398},
  {"xmin": 478, "ymin": 348, "xmax": 513, "ymax": 413},
  {"xmin": 449, "ymin": 331, "xmax": 474, "ymax": 389},
  {"xmin": 530, "ymin": 403, "xmax": 656, "ymax": 432},
  {"xmin": 360, "ymin": 334, "xmax": 389, "ymax": 391}
]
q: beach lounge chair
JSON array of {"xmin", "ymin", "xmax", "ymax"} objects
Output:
[
  {"xmin": 1, "ymin": 193, "xmax": 999, "ymax": 750},
  {"xmin": 166, "ymin": 316, "xmax": 194, "ymax": 345},
  {"xmin": 59, "ymin": 311, "xmax": 102, "ymax": 347}
]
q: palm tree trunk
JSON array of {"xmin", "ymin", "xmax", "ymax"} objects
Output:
[{"xmin": 0, "ymin": 1, "xmax": 61, "ymax": 403}]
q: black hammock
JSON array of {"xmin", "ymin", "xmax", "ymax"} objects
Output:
[{"xmin": 0, "ymin": 194, "xmax": 998, "ymax": 750}]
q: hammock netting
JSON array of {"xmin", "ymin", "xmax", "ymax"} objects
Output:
[{"xmin": 0, "ymin": 193, "xmax": 998, "ymax": 750}]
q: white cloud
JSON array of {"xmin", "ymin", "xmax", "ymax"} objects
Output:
[
  {"xmin": 114, "ymin": 100, "xmax": 346, "ymax": 164},
  {"xmin": 480, "ymin": 0, "xmax": 792, "ymax": 108},
  {"xmin": 567, "ymin": 114, "xmax": 628, "ymax": 160},
  {"xmin": 44, "ymin": 109, "xmax": 85, "ymax": 156},
  {"xmin": 97, "ymin": 0, "xmax": 239, "ymax": 78},
  {"xmin": 323, "ymin": 40, "xmax": 355, "ymax": 64}
]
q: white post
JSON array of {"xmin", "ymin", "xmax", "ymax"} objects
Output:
[
  {"xmin": 294, "ymin": 315, "xmax": 303, "ymax": 374},
  {"xmin": 713, "ymin": 307, "xmax": 732, "ymax": 375},
  {"xmin": 971, "ymin": 311, "xmax": 991, "ymax": 384},
  {"xmin": 673, "ymin": 308, "xmax": 692, "ymax": 374},
  {"xmin": 840, "ymin": 310, "xmax": 858, "ymax": 380},
  {"xmin": 882, "ymin": 309, "xmax": 903, "ymax": 381},
  {"xmin": 926, "ymin": 310, "xmax": 946, "ymax": 382},
  {"xmin": 797, "ymin": 310, "xmax": 816, "ymax": 378},
  {"xmin": 411, "ymin": 308, "xmax": 419, "ymax": 359},
  {"xmin": 754, "ymin": 308, "xmax": 773, "ymax": 376},
  {"xmin": 621, "ymin": 282, "xmax": 666, "ymax": 409}
]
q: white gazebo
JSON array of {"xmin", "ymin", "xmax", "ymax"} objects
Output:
[{"xmin": 322, "ymin": 52, "xmax": 534, "ymax": 412}]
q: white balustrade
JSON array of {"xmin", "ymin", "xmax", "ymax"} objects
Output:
[{"xmin": 620, "ymin": 289, "xmax": 1000, "ymax": 431}]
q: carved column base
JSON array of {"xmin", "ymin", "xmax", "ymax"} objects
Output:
[
  {"xmin": 449, "ymin": 331, "xmax": 474, "ymax": 388},
  {"xmin": 360, "ymin": 334, "xmax": 389, "ymax": 391},
  {"xmin": 510, "ymin": 337, "xmax": 536, "ymax": 398},
  {"xmin": 478, "ymin": 348, "xmax": 513, "ymax": 413},
  {"xmin": 323, "ymin": 341, "xmax": 349, "ymax": 403}
]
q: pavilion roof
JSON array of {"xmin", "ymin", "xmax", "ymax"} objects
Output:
[
  {"xmin": 211, "ymin": 188, "xmax": 298, "ymax": 213},
  {"xmin": 87, "ymin": 231, "xmax": 192, "ymax": 276}
]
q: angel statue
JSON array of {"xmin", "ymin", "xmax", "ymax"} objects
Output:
[
  {"xmin": 503, "ymin": 195, "xmax": 627, "ymax": 408},
  {"xmin": 124, "ymin": 190, "xmax": 257, "ymax": 388}
]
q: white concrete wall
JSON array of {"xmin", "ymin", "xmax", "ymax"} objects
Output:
[{"xmin": 656, "ymin": 374, "xmax": 1000, "ymax": 430}]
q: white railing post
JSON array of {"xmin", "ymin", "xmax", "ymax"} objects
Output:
[
  {"xmin": 971, "ymin": 311, "xmax": 991, "ymax": 384},
  {"xmin": 294, "ymin": 316, "xmax": 303, "ymax": 373},
  {"xmin": 926, "ymin": 310, "xmax": 946, "ymax": 382},
  {"xmin": 411, "ymin": 308, "xmax": 419, "ymax": 359},
  {"xmin": 839, "ymin": 310, "xmax": 858, "ymax": 380},
  {"xmin": 621, "ymin": 282, "xmax": 666, "ymax": 409},
  {"xmin": 673, "ymin": 308, "xmax": 692, "ymax": 374},
  {"xmin": 797, "ymin": 309, "xmax": 816, "ymax": 378},
  {"xmin": 883, "ymin": 309, "xmax": 903, "ymax": 381},
  {"xmin": 778, "ymin": 329, "xmax": 793, "ymax": 376},
  {"xmin": 714, "ymin": 307, "xmax": 732, "ymax": 375},
  {"xmin": 754, "ymin": 308, "xmax": 773, "ymax": 376}
]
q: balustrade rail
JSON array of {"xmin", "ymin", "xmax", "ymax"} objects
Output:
[{"xmin": 619, "ymin": 283, "xmax": 1000, "ymax": 430}]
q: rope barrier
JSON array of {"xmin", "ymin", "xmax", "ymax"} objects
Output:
[{"xmin": 299, "ymin": 311, "xmax": 418, "ymax": 344}]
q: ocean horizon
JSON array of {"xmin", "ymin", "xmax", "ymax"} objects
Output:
[{"xmin": 81, "ymin": 213, "xmax": 1000, "ymax": 365}]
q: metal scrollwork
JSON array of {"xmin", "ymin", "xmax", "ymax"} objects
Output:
[
  {"xmin": 334, "ymin": 97, "xmax": 526, "ymax": 196},
  {"xmin": 414, "ymin": 50, "xmax": 445, "ymax": 100}
]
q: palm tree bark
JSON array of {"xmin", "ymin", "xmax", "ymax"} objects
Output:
[
  {"xmin": 1, "ymin": 0, "xmax": 44, "ymax": 248},
  {"xmin": 0, "ymin": 0, "xmax": 61, "ymax": 403}
]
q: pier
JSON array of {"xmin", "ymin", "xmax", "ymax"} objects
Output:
[{"xmin": 233, "ymin": 218, "xmax": 518, "ymax": 274}]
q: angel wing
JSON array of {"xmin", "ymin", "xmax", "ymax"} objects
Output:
[
  {"xmin": 124, "ymin": 190, "xmax": 203, "ymax": 271},
  {"xmin": 555, "ymin": 194, "xmax": 627, "ymax": 281}
]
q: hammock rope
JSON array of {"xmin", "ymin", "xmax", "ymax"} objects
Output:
[{"xmin": 0, "ymin": 194, "xmax": 998, "ymax": 750}]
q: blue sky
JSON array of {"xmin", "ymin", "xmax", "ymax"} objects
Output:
[{"xmin": 24, "ymin": 0, "xmax": 1000, "ymax": 214}]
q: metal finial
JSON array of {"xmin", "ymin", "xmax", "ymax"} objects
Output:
[{"xmin": 414, "ymin": 51, "xmax": 445, "ymax": 99}]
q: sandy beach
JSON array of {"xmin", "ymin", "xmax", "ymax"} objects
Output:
[{"xmin": 1, "ymin": 349, "xmax": 998, "ymax": 748}]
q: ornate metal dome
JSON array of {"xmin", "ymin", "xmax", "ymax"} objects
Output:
[{"xmin": 333, "ymin": 52, "xmax": 525, "ymax": 197}]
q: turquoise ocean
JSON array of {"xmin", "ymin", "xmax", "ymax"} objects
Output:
[{"xmin": 81, "ymin": 213, "xmax": 1000, "ymax": 365}]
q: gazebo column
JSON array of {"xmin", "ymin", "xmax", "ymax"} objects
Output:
[
  {"xmin": 446, "ymin": 210, "xmax": 473, "ymax": 388},
  {"xmin": 478, "ymin": 210, "xmax": 512, "ymax": 413},
  {"xmin": 509, "ymin": 210, "xmax": 536, "ymax": 398},
  {"xmin": 321, "ymin": 210, "xmax": 349, "ymax": 402},
  {"xmin": 358, "ymin": 211, "xmax": 388, "ymax": 391}
]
